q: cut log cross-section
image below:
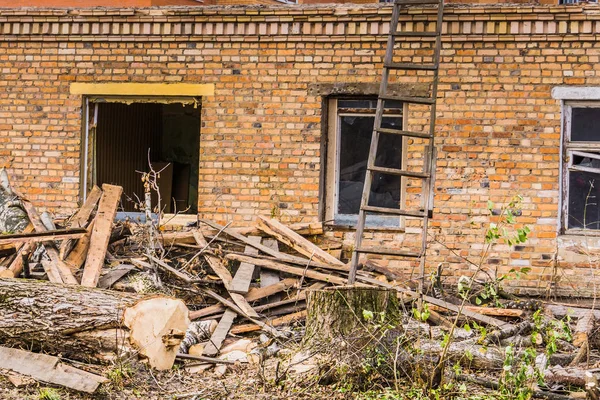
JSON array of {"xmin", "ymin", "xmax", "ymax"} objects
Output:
[
  {"xmin": 81, "ymin": 184, "xmax": 123, "ymax": 287},
  {"xmin": 0, "ymin": 278, "xmax": 189, "ymax": 370}
]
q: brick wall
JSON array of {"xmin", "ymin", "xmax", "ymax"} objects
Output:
[{"xmin": 1, "ymin": 4, "xmax": 599, "ymax": 296}]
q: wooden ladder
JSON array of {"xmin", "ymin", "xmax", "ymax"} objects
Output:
[{"xmin": 348, "ymin": 0, "xmax": 444, "ymax": 292}]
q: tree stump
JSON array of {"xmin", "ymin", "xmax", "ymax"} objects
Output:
[
  {"xmin": 304, "ymin": 286, "xmax": 400, "ymax": 347},
  {"xmin": 0, "ymin": 278, "xmax": 190, "ymax": 370}
]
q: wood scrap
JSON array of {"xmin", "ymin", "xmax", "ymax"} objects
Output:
[
  {"xmin": 427, "ymin": 304, "xmax": 524, "ymax": 318},
  {"xmin": 193, "ymin": 231, "xmax": 259, "ymax": 318},
  {"xmin": 59, "ymin": 185, "xmax": 102, "ymax": 259},
  {"xmin": 81, "ymin": 184, "xmax": 123, "ymax": 287},
  {"xmin": 260, "ymin": 238, "xmax": 282, "ymax": 302},
  {"xmin": 0, "ymin": 346, "xmax": 107, "ymax": 393},
  {"xmin": 21, "ymin": 199, "xmax": 78, "ymax": 284},
  {"xmin": 230, "ymin": 310, "xmax": 307, "ymax": 334},
  {"xmin": 229, "ymin": 236, "xmax": 260, "ymax": 294},
  {"xmin": 0, "ymin": 228, "xmax": 86, "ymax": 246},
  {"xmin": 256, "ymin": 216, "xmax": 345, "ymax": 266},
  {"xmin": 189, "ymin": 278, "xmax": 298, "ymax": 320},
  {"xmin": 225, "ymin": 253, "xmax": 348, "ymax": 286},
  {"xmin": 200, "ymin": 219, "xmax": 346, "ymax": 272}
]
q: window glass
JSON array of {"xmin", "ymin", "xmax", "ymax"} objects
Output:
[
  {"xmin": 568, "ymin": 170, "xmax": 600, "ymax": 230},
  {"xmin": 337, "ymin": 115, "xmax": 402, "ymax": 216},
  {"xmin": 571, "ymin": 108, "xmax": 600, "ymax": 142}
]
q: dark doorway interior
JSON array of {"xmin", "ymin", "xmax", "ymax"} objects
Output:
[{"xmin": 95, "ymin": 102, "xmax": 201, "ymax": 214}]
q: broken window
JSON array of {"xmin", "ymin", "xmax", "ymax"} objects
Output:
[
  {"xmin": 563, "ymin": 105, "xmax": 600, "ymax": 231},
  {"xmin": 81, "ymin": 97, "xmax": 201, "ymax": 216},
  {"xmin": 325, "ymin": 98, "xmax": 405, "ymax": 227}
]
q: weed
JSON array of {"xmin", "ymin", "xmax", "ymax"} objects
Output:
[
  {"xmin": 38, "ymin": 388, "xmax": 61, "ymax": 400},
  {"xmin": 107, "ymin": 363, "xmax": 134, "ymax": 389}
]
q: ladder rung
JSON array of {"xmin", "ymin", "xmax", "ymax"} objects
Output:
[
  {"xmin": 362, "ymin": 205, "xmax": 426, "ymax": 218},
  {"xmin": 368, "ymin": 165, "xmax": 429, "ymax": 179},
  {"xmin": 380, "ymin": 94, "xmax": 435, "ymax": 105},
  {"xmin": 395, "ymin": 0, "xmax": 440, "ymax": 4},
  {"xmin": 393, "ymin": 31, "xmax": 439, "ymax": 38},
  {"xmin": 385, "ymin": 62, "xmax": 437, "ymax": 71},
  {"xmin": 356, "ymin": 247, "xmax": 422, "ymax": 258},
  {"xmin": 375, "ymin": 127, "xmax": 432, "ymax": 139}
]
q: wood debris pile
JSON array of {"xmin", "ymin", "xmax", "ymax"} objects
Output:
[{"xmin": 2, "ymin": 170, "xmax": 600, "ymax": 399}]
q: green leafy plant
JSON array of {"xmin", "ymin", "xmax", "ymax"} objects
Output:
[{"xmin": 38, "ymin": 388, "xmax": 62, "ymax": 400}]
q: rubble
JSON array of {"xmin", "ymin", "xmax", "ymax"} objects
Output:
[{"xmin": 1, "ymin": 171, "xmax": 600, "ymax": 398}]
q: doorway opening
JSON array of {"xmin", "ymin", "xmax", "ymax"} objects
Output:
[{"xmin": 81, "ymin": 98, "xmax": 201, "ymax": 216}]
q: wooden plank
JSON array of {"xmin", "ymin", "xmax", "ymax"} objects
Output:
[
  {"xmin": 0, "ymin": 346, "xmax": 107, "ymax": 393},
  {"xmin": 0, "ymin": 228, "xmax": 86, "ymax": 246},
  {"xmin": 59, "ymin": 185, "xmax": 102, "ymax": 259},
  {"xmin": 202, "ymin": 289, "xmax": 286, "ymax": 338},
  {"xmin": 21, "ymin": 201, "xmax": 78, "ymax": 284},
  {"xmin": 202, "ymin": 309, "xmax": 236, "ymax": 357},
  {"xmin": 257, "ymin": 216, "xmax": 345, "ymax": 266},
  {"xmin": 200, "ymin": 219, "xmax": 346, "ymax": 272},
  {"xmin": 81, "ymin": 184, "xmax": 123, "ymax": 287},
  {"xmin": 229, "ymin": 236, "xmax": 260, "ymax": 294},
  {"xmin": 427, "ymin": 304, "xmax": 524, "ymax": 318},
  {"xmin": 65, "ymin": 220, "xmax": 95, "ymax": 273},
  {"xmin": 189, "ymin": 278, "xmax": 298, "ymax": 320},
  {"xmin": 225, "ymin": 253, "xmax": 348, "ymax": 286},
  {"xmin": 41, "ymin": 260, "xmax": 63, "ymax": 283},
  {"xmin": 193, "ymin": 231, "xmax": 258, "ymax": 318},
  {"xmin": 98, "ymin": 264, "xmax": 136, "ymax": 289},
  {"xmin": 260, "ymin": 238, "xmax": 281, "ymax": 303},
  {"xmin": 230, "ymin": 310, "xmax": 307, "ymax": 335}
]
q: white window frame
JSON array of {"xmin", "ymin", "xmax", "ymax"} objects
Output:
[
  {"xmin": 561, "ymin": 101, "xmax": 600, "ymax": 235},
  {"xmin": 325, "ymin": 98, "xmax": 408, "ymax": 229}
]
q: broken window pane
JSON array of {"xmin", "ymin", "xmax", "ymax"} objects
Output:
[
  {"xmin": 337, "ymin": 115, "xmax": 402, "ymax": 216},
  {"xmin": 568, "ymin": 169, "xmax": 600, "ymax": 229},
  {"xmin": 571, "ymin": 108, "xmax": 600, "ymax": 142}
]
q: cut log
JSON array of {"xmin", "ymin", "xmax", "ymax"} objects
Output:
[
  {"xmin": 587, "ymin": 371, "xmax": 600, "ymax": 400},
  {"xmin": 545, "ymin": 304, "xmax": 600, "ymax": 320},
  {"xmin": 0, "ymin": 346, "xmax": 108, "ymax": 393},
  {"xmin": 256, "ymin": 216, "xmax": 345, "ymax": 266},
  {"xmin": 304, "ymin": 287, "xmax": 400, "ymax": 346},
  {"xmin": 81, "ymin": 184, "xmax": 123, "ymax": 287},
  {"xmin": 573, "ymin": 310, "xmax": 595, "ymax": 348},
  {"xmin": 0, "ymin": 278, "xmax": 189, "ymax": 369}
]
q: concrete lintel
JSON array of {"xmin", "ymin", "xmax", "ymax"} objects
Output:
[
  {"xmin": 552, "ymin": 86, "xmax": 600, "ymax": 100},
  {"xmin": 70, "ymin": 83, "xmax": 215, "ymax": 97}
]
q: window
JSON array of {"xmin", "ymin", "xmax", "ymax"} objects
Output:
[
  {"xmin": 560, "ymin": 0, "xmax": 597, "ymax": 4},
  {"xmin": 563, "ymin": 103, "xmax": 600, "ymax": 232},
  {"xmin": 325, "ymin": 98, "xmax": 405, "ymax": 228}
]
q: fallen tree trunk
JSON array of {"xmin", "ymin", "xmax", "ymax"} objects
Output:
[{"xmin": 0, "ymin": 278, "xmax": 189, "ymax": 370}]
